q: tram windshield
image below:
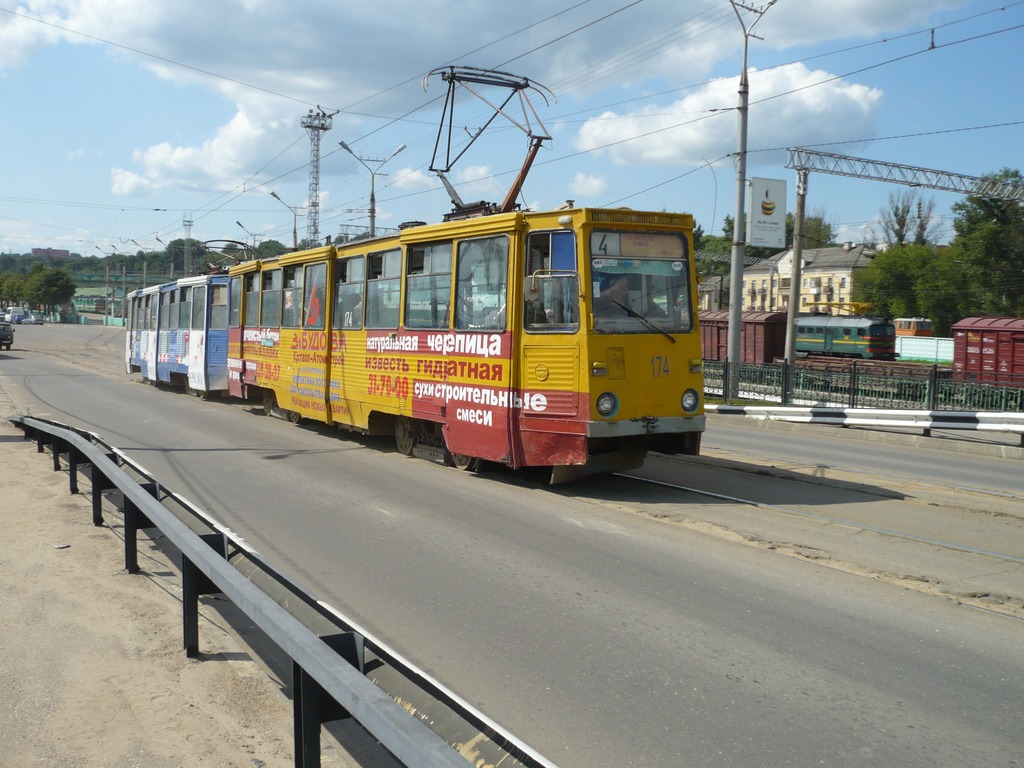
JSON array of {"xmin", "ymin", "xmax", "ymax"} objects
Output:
[{"xmin": 589, "ymin": 230, "xmax": 692, "ymax": 334}]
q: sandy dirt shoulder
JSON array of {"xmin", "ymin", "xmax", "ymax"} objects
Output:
[{"xmin": 0, "ymin": 400, "xmax": 302, "ymax": 768}]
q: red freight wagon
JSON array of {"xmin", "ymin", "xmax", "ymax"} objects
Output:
[
  {"xmin": 952, "ymin": 316, "xmax": 1024, "ymax": 385},
  {"xmin": 699, "ymin": 310, "xmax": 787, "ymax": 363}
]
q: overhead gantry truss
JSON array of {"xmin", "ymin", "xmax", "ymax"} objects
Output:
[{"xmin": 786, "ymin": 148, "xmax": 1024, "ymax": 203}]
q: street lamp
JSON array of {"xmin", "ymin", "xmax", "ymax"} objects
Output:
[
  {"xmin": 236, "ymin": 221, "xmax": 258, "ymax": 251},
  {"xmin": 270, "ymin": 191, "xmax": 304, "ymax": 250},
  {"xmin": 338, "ymin": 141, "xmax": 406, "ymax": 237}
]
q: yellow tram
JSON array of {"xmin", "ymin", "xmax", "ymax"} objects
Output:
[{"xmin": 226, "ymin": 206, "xmax": 704, "ymax": 481}]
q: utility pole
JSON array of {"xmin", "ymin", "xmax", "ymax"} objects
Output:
[
  {"xmin": 784, "ymin": 168, "xmax": 808, "ymax": 362},
  {"xmin": 301, "ymin": 108, "xmax": 337, "ymax": 247},
  {"xmin": 339, "ymin": 141, "xmax": 406, "ymax": 237},
  {"xmin": 726, "ymin": 0, "xmax": 776, "ymax": 400},
  {"xmin": 183, "ymin": 214, "xmax": 193, "ymax": 276}
]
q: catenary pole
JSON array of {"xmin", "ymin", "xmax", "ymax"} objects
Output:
[{"xmin": 726, "ymin": 1, "xmax": 775, "ymax": 400}]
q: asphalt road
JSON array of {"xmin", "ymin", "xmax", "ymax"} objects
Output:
[{"xmin": 2, "ymin": 323, "xmax": 1022, "ymax": 767}]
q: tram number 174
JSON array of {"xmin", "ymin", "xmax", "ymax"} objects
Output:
[{"xmin": 650, "ymin": 355, "xmax": 670, "ymax": 378}]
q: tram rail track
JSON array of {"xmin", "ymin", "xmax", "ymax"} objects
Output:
[{"xmin": 548, "ymin": 453, "xmax": 1024, "ymax": 623}]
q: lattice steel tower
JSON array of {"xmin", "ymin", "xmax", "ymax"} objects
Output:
[{"xmin": 301, "ymin": 108, "xmax": 336, "ymax": 247}]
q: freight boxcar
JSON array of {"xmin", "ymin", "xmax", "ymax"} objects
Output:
[
  {"xmin": 952, "ymin": 316, "xmax": 1024, "ymax": 385},
  {"xmin": 699, "ymin": 310, "xmax": 787, "ymax": 363}
]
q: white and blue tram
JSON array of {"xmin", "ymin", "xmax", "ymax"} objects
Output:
[{"xmin": 125, "ymin": 274, "xmax": 230, "ymax": 397}]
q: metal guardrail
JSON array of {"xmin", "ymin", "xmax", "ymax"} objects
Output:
[
  {"xmin": 10, "ymin": 415, "xmax": 556, "ymax": 768},
  {"xmin": 707, "ymin": 404, "xmax": 1024, "ymax": 446}
]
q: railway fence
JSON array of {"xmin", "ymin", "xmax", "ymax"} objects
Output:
[
  {"xmin": 704, "ymin": 359, "xmax": 1024, "ymax": 413},
  {"xmin": 9, "ymin": 414, "xmax": 555, "ymax": 768}
]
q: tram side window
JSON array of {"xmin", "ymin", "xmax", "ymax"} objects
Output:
[
  {"xmin": 144, "ymin": 295, "xmax": 153, "ymax": 330},
  {"xmin": 525, "ymin": 231, "xmax": 579, "ymax": 332},
  {"xmin": 244, "ymin": 273, "xmax": 260, "ymax": 326},
  {"xmin": 160, "ymin": 292, "xmax": 174, "ymax": 331},
  {"xmin": 261, "ymin": 269, "xmax": 283, "ymax": 327},
  {"xmin": 302, "ymin": 263, "xmax": 327, "ymax": 330},
  {"xmin": 366, "ymin": 249, "xmax": 401, "ymax": 329},
  {"xmin": 281, "ymin": 266, "xmax": 304, "ymax": 328},
  {"xmin": 229, "ymin": 277, "xmax": 241, "ymax": 328},
  {"xmin": 333, "ymin": 256, "xmax": 365, "ymax": 330},
  {"xmin": 405, "ymin": 242, "xmax": 452, "ymax": 329},
  {"xmin": 191, "ymin": 285, "xmax": 207, "ymax": 330},
  {"xmin": 210, "ymin": 285, "xmax": 228, "ymax": 330},
  {"xmin": 455, "ymin": 235, "xmax": 508, "ymax": 330},
  {"xmin": 178, "ymin": 287, "xmax": 192, "ymax": 330}
]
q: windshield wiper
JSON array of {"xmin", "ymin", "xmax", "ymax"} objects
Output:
[{"xmin": 609, "ymin": 299, "xmax": 676, "ymax": 343}]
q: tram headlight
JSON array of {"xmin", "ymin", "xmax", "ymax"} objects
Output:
[
  {"xmin": 680, "ymin": 389, "xmax": 700, "ymax": 413},
  {"xmin": 596, "ymin": 392, "xmax": 618, "ymax": 417}
]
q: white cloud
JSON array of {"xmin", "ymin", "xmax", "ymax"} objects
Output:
[
  {"xmin": 572, "ymin": 62, "xmax": 883, "ymax": 169},
  {"xmin": 109, "ymin": 105, "xmax": 277, "ymax": 195},
  {"xmin": 454, "ymin": 165, "xmax": 504, "ymax": 201},
  {"xmin": 570, "ymin": 172, "xmax": 608, "ymax": 198},
  {"xmin": 389, "ymin": 167, "xmax": 436, "ymax": 191}
]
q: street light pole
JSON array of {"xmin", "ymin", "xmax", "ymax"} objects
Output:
[
  {"xmin": 236, "ymin": 221, "xmax": 258, "ymax": 251},
  {"xmin": 726, "ymin": 0, "xmax": 775, "ymax": 400},
  {"xmin": 339, "ymin": 141, "xmax": 406, "ymax": 237},
  {"xmin": 270, "ymin": 192, "xmax": 303, "ymax": 250}
]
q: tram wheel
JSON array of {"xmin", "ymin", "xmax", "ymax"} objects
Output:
[
  {"xmin": 395, "ymin": 417, "xmax": 416, "ymax": 456},
  {"xmin": 286, "ymin": 409, "xmax": 302, "ymax": 424},
  {"xmin": 447, "ymin": 452, "xmax": 481, "ymax": 473}
]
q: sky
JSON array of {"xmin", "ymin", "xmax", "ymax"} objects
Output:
[{"xmin": 1, "ymin": 0, "xmax": 1022, "ymax": 261}]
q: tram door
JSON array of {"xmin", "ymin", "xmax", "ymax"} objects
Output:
[{"xmin": 513, "ymin": 230, "xmax": 584, "ymax": 467}]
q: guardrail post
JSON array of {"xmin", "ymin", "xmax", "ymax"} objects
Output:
[
  {"xmin": 294, "ymin": 633, "xmax": 361, "ymax": 768},
  {"xmin": 181, "ymin": 533, "xmax": 227, "ymax": 657},
  {"xmin": 51, "ymin": 436, "xmax": 67, "ymax": 472},
  {"xmin": 89, "ymin": 459, "xmax": 118, "ymax": 526},
  {"xmin": 848, "ymin": 362, "xmax": 858, "ymax": 408},
  {"xmin": 124, "ymin": 481, "xmax": 159, "ymax": 574},
  {"xmin": 67, "ymin": 449, "xmax": 81, "ymax": 494}
]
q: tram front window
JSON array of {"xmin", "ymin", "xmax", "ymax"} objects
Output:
[{"xmin": 590, "ymin": 230, "xmax": 692, "ymax": 334}]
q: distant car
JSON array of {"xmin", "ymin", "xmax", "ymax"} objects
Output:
[
  {"xmin": 0, "ymin": 322, "xmax": 13, "ymax": 350},
  {"xmin": 28, "ymin": 314, "xmax": 45, "ymax": 325}
]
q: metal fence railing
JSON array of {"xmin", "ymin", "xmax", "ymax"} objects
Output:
[
  {"xmin": 10, "ymin": 414, "xmax": 556, "ymax": 768},
  {"xmin": 703, "ymin": 360, "xmax": 1024, "ymax": 413}
]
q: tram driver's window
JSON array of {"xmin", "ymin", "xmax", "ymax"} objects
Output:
[{"xmin": 455, "ymin": 235, "xmax": 508, "ymax": 330}]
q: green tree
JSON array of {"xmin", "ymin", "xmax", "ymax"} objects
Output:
[
  {"xmin": 854, "ymin": 168, "xmax": 1024, "ymax": 334},
  {"xmin": 0, "ymin": 273, "xmax": 26, "ymax": 305},
  {"xmin": 854, "ymin": 244, "xmax": 939, "ymax": 321},
  {"xmin": 23, "ymin": 265, "xmax": 77, "ymax": 311},
  {"xmin": 946, "ymin": 168, "xmax": 1024, "ymax": 316}
]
